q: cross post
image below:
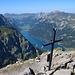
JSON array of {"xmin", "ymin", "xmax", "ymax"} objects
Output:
[{"xmin": 42, "ymin": 28, "xmax": 62, "ymax": 70}]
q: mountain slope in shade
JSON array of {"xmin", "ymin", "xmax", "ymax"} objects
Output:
[{"xmin": 0, "ymin": 14, "xmax": 41, "ymax": 68}]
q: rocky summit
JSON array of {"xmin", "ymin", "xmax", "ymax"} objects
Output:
[{"xmin": 0, "ymin": 49, "xmax": 75, "ymax": 75}]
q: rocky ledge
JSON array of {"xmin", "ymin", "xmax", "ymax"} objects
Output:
[{"xmin": 0, "ymin": 49, "xmax": 75, "ymax": 75}]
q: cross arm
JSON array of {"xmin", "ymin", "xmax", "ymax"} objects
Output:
[
  {"xmin": 42, "ymin": 42, "xmax": 52, "ymax": 47},
  {"xmin": 42, "ymin": 39, "xmax": 62, "ymax": 48}
]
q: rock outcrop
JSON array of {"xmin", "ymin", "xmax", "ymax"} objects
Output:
[
  {"xmin": 0, "ymin": 49, "xmax": 75, "ymax": 75},
  {"xmin": 16, "ymin": 50, "xmax": 75, "ymax": 75}
]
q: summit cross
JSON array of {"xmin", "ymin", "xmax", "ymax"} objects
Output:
[{"xmin": 42, "ymin": 28, "xmax": 62, "ymax": 70}]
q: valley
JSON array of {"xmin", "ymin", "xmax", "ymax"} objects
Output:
[
  {"xmin": 21, "ymin": 30, "xmax": 62, "ymax": 50},
  {"xmin": 0, "ymin": 10, "xmax": 75, "ymax": 75},
  {"xmin": 0, "ymin": 0, "xmax": 75, "ymax": 75},
  {"xmin": 4, "ymin": 11, "xmax": 75, "ymax": 48}
]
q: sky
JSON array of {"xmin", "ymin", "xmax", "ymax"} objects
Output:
[{"xmin": 0, "ymin": 0, "xmax": 75, "ymax": 14}]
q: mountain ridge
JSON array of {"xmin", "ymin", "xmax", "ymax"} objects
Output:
[{"xmin": 4, "ymin": 11, "xmax": 75, "ymax": 48}]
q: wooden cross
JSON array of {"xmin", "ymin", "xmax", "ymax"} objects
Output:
[{"xmin": 42, "ymin": 28, "xmax": 62, "ymax": 70}]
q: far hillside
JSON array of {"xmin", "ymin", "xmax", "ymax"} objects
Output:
[{"xmin": 4, "ymin": 10, "xmax": 75, "ymax": 48}]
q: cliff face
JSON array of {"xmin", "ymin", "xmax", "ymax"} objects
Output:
[{"xmin": 0, "ymin": 14, "xmax": 37, "ymax": 68}]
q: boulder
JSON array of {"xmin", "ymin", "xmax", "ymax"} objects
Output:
[
  {"xmin": 18, "ymin": 68, "xmax": 35, "ymax": 75},
  {"xmin": 53, "ymin": 69, "xmax": 71, "ymax": 75},
  {"xmin": 67, "ymin": 61, "xmax": 75, "ymax": 71}
]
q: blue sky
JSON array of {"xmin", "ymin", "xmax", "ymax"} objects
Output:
[{"xmin": 0, "ymin": 0, "xmax": 75, "ymax": 14}]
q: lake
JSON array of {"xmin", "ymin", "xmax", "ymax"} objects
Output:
[{"xmin": 21, "ymin": 31, "xmax": 63, "ymax": 50}]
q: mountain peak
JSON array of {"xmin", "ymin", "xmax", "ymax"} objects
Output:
[{"xmin": 51, "ymin": 10, "xmax": 61, "ymax": 13}]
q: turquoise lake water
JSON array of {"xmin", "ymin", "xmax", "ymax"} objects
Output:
[{"xmin": 21, "ymin": 31, "xmax": 63, "ymax": 50}]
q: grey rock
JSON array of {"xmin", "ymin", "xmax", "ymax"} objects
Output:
[
  {"xmin": 37, "ymin": 73, "xmax": 47, "ymax": 75},
  {"xmin": 53, "ymin": 69, "xmax": 71, "ymax": 75}
]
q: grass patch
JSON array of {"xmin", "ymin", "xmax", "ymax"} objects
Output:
[
  {"xmin": 66, "ymin": 48, "xmax": 75, "ymax": 51},
  {"xmin": 20, "ymin": 24, "xmax": 30, "ymax": 30},
  {"xmin": 0, "ymin": 26, "xmax": 14, "ymax": 39},
  {"xmin": 54, "ymin": 47, "xmax": 62, "ymax": 51}
]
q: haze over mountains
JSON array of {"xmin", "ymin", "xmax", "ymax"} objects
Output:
[{"xmin": 4, "ymin": 10, "xmax": 75, "ymax": 48}]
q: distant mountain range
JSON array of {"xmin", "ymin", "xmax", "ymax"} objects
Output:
[
  {"xmin": 4, "ymin": 10, "xmax": 75, "ymax": 48},
  {"xmin": 0, "ymin": 14, "xmax": 43, "ymax": 68}
]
